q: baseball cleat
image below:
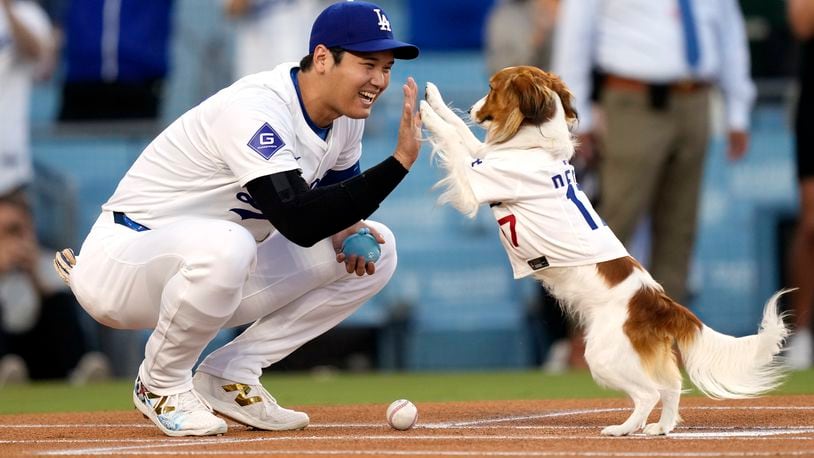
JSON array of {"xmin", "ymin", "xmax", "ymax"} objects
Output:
[
  {"xmin": 193, "ymin": 371, "xmax": 309, "ymax": 431},
  {"xmin": 53, "ymin": 248, "xmax": 76, "ymax": 285},
  {"xmin": 133, "ymin": 376, "xmax": 227, "ymax": 437}
]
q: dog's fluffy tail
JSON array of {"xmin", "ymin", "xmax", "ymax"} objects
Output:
[
  {"xmin": 429, "ymin": 140, "xmax": 481, "ymax": 218},
  {"xmin": 677, "ymin": 289, "xmax": 791, "ymax": 399}
]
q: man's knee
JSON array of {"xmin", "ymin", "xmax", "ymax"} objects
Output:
[
  {"xmin": 365, "ymin": 220, "xmax": 397, "ymax": 282},
  {"xmin": 197, "ymin": 222, "xmax": 258, "ymax": 284}
]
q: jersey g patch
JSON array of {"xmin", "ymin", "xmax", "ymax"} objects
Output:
[
  {"xmin": 101, "ymin": 62, "xmax": 364, "ymax": 242},
  {"xmin": 248, "ymin": 123, "xmax": 286, "ymax": 159}
]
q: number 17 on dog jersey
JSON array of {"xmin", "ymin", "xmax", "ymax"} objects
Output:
[{"xmin": 466, "ymin": 150, "xmax": 629, "ymax": 278}]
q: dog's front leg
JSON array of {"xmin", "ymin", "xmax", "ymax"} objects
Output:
[
  {"xmin": 424, "ymin": 82, "xmax": 483, "ymax": 155},
  {"xmin": 419, "ymin": 100, "xmax": 481, "ymax": 217},
  {"xmin": 419, "ymin": 100, "xmax": 462, "ymax": 154}
]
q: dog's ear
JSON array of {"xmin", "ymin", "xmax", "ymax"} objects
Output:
[
  {"xmin": 475, "ymin": 74, "xmax": 517, "ymax": 144},
  {"xmin": 512, "ymin": 70, "xmax": 557, "ymax": 125},
  {"xmin": 545, "ymin": 73, "xmax": 579, "ymax": 127},
  {"xmin": 487, "ymin": 75, "xmax": 524, "ymax": 143}
]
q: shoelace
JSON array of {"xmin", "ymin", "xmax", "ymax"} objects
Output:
[
  {"xmin": 253, "ymin": 384, "xmax": 279, "ymax": 405},
  {"xmin": 250, "ymin": 385, "xmax": 307, "ymax": 419},
  {"xmin": 171, "ymin": 389, "xmax": 214, "ymax": 413}
]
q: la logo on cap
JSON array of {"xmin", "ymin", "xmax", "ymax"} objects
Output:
[
  {"xmin": 373, "ymin": 9, "xmax": 391, "ymax": 31},
  {"xmin": 308, "ymin": 1, "xmax": 419, "ymax": 59}
]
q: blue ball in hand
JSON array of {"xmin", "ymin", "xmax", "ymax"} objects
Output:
[{"xmin": 341, "ymin": 228, "xmax": 381, "ymax": 263}]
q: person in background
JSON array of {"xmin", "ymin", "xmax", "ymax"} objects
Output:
[
  {"xmin": 161, "ymin": 0, "xmax": 233, "ymax": 123},
  {"xmin": 785, "ymin": 0, "xmax": 814, "ymax": 370},
  {"xmin": 552, "ymin": 0, "xmax": 755, "ymax": 305},
  {"xmin": 58, "ymin": 0, "xmax": 173, "ymax": 121},
  {"xmin": 484, "ymin": 0, "xmax": 557, "ymax": 75},
  {"xmin": 226, "ymin": 0, "xmax": 321, "ymax": 79},
  {"xmin": 0, "ymin": 0, "xmax": 53, "ymax": 194},
  {"xmin": 0, "ymin": 191, "xmax": 111, "ymax": 387}
]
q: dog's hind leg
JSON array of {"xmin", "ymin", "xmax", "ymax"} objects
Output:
[
  {"xmin": 643, "ymin": 384, "xmax": 682, "ymax": 436},
  {"xmin": 585, "ymin": 333, "xmax": 661, "ymax": 436},
  {"xmin": 601, "ymin": 386, "xmax": 660, "ymax": 436}
]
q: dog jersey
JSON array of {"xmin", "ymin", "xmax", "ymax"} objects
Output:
[
  {"xmin": 103, "ymin": 62, "xmax": 363, "ymax": 241},
  {"xmin": 467, "ymin": 148, "xmax": 629, "ymax": 278}
]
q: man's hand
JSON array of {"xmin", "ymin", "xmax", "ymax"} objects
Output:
[
  {"xmin": 15, "ymin": 236, "xmax": 38, "ymax": 276},
  {"xmin": 332, "ymin": 222, "xmax": 385, "ymax": 276},
  {"xmin": 224, "ymin": 0, "xmax": 251, "ymax": 18},
  {"xmin": 727, "ymin": 130, "xmax": 749, "ymax": 161},
  {"xmin": 393, "ymin": 77, "xmax": 421, "ymax": 170},
  {"xmin": 575, "ymin": 132, "xmax": 598, "ymax": 165}
]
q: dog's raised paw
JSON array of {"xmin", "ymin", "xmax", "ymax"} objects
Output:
[{"xmin": 424, "ymin": 82, "xmax": 443, "ymax": 106}]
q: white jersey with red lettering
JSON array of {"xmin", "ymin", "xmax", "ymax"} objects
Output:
[
  {"xmin": 466, "ymin": 148, "xmax": 629, "ymax": 278},
  {"xmin": 103, "ymin": 62, "xmax": 363, "ymax": 241}
]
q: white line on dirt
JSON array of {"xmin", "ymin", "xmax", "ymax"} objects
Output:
[
  {"xmin": 8, "ymin": 433, "xmax": 814, "ymax": 447},
  {"xmin": 426, "ymin": 406, "xmax": 814, "ymax": 428},
  {"xmin": 7, "ymin": 405, "xmax": 813, "ymax": 430},
  {"xmin": 21, "ymin": 430, "xmax": 814, "ymax": 456},
  {"xmin": 10, "ymin": 405, "xmax": 814, "ymax": 456},
  {"xmin": 35, "ymin": 448, "xmax": 814, "ymax": 456}
]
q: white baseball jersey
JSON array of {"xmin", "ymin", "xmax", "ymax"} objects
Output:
[
  {"xmin": 0, "ymin": 1, "xmax": 51, "ymax": 194},
  {"xmin": 103, "ymin": 62, "xmax": 364, "ymax": 241},
  {"xmin": 467, "ymin": 148, "xmax": 629, "ymax": 278}
]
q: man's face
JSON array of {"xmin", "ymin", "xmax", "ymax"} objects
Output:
[
  {"xmin": 0, "ymin": 201, "xmax": 36, "ymax": 273},
  {"xmin": 325, "ymin": 50, "xmax": 394, "ymax": 120},
  {"xmin": 0, "ymin": 203, "xmax": 31, "ymax": 249}
]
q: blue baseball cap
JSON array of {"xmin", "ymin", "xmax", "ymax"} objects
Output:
[{"xmin": 309, "ymin": 1, "xmax": 419, "ymax": 60}]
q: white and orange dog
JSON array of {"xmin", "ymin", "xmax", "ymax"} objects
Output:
[{"xmin": 419, "ymin": 66, "xmax": 789, "ymax": 436}]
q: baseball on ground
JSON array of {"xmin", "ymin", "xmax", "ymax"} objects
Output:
[{"xmin": 386, "ymin": 399, "xmax": 418, "ymax": 430}]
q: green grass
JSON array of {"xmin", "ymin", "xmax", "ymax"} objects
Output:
[{"xmin": 1, "ymin": 369, "xmax": 812, "ymax": 415}]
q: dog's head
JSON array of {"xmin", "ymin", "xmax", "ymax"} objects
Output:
[{"xmin": 470, "ymin": 66, "xmax": 578, "ymax": 145}]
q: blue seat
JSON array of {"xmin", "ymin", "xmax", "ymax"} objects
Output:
[
  {"xmin": 32, "ymin": 137, "xmax": 150, "ymax": 241},
  {"xmin": 385, "ymin": 237, "xmax": 532, "ymax": 370}
]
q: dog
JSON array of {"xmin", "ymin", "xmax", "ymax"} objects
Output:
[{"xmin": 419, "ymin": 66, "xmax": 789, "ymax": 436}]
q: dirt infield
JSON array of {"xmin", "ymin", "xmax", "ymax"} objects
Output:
[{"xmin": 1, "ymin": 395, "xmax": 813, "ymax": 456}]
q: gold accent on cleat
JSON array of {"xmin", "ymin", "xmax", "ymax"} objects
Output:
[
  {"xmin": 222, "ymin": 383, "xmax": 262, "ymax": 406},
  {"xmin": 141, "ymin": 390, "xmax": 176, "ymax": 415}
]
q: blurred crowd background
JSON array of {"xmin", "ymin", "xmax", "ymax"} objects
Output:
[{"xmin": 0, "ymin": 0, "xmax": 811, "ymax": 386}]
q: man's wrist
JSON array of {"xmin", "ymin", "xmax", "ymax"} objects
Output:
[{"xmin": 392, "ymin": 150, "xmax": 415, "ymax": 170}]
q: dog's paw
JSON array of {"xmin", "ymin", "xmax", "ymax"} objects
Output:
[
  {"xmin": 424, "ymin": 82, "xmax": 445, "ymax": 108},
  {"xmin": 419, "ymin": 99, "xmax": 430, "ymax": 116},
  {"xmin": 420, "ymin": 100, "xmax": 454, "ymax": 136},
  {"xmin": 601, "ymin": 424, "xmax": 635, "ymax": 437},
  {"xmin": 419, "ymin": 100, "xmax": 439, "ymax": 129},
  {"xmin": 642, "ymin": 423, "xmax": 670, "ymax": 436}
]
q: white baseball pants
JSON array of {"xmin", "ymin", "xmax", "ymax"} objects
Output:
[{"xmin": 69, "ymin": 211, "xmax": 396, "ymax": 395}]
